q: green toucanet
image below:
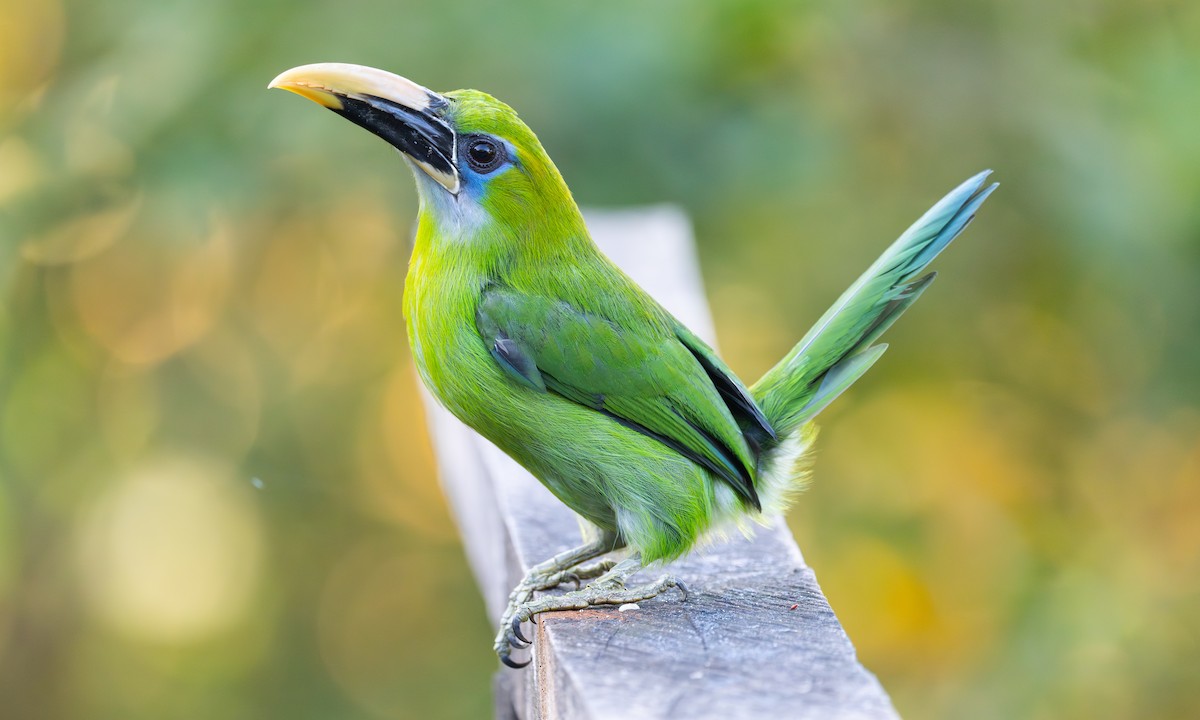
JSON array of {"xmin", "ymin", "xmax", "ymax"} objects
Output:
[{"xmin": 269, "ymin": 63, "xmax": 996, "ymax": 668}]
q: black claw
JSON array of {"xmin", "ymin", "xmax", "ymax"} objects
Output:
[
  {"xmin": 674, "ymin": 579, "xmax": 691, "ymax": 602},
  {"xmin": 512, "ymin": 616, "xmax": 532, "ymax": 645},
  {"xmin": 564, "ymin": 572, "xmax": 581, "ymax": 590},
  {"xmin": 500, "ymin": 653, "xmax": 530, "ymax": 669},
  {"xmin": 508, "ymin": 632, "xmax": 531, "ymax": 649}
]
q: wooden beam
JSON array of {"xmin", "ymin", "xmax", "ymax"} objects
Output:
[{"xmin": 421, "ymin": 206, "xmax": 900, "ymax": 720}]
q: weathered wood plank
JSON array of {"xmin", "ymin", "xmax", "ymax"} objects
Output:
[{"xmin": 421, "ymin": 206, "xmax": 899, "ymax": 720}]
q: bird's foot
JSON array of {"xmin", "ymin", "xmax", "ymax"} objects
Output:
[
  {"xmin": 558, "ymin": 558, "xmax": 618, "ymax": 589},
  {"xmin": 494, "ymin": 541, "xmax": 618, "ymax": 668},
  {"xmin": 494, "ymin": 564, "xmax": 606, "ymax": 668},
  {"xmin": 496, "ymin": 555, "xmax": 688, "ymax": 668}
]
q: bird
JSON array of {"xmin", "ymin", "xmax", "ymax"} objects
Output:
[{"xmin": 269, "ymin": 62, "xmax": 996, "ymax": 669}]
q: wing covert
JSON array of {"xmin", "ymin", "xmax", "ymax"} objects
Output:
[{"xmin": 476, "ymin": 285, "xmax": 762, "ymax": 509}]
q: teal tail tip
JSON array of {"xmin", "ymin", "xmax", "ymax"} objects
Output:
[
  {"xmin": 961, "ymin": 168, "xmax": 999, "ymax": 206},
  {"xmin": 905, "ymin": 170, "xmax": 998, "ymax": 271}
]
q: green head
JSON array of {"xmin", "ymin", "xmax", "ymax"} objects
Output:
[{"xmin": 270, "ymin": 63, "xmax": 579, "ymax": 244}]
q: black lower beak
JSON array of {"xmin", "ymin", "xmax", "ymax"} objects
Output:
[{"xmin": 333, "ymin": 94, "xmax": 456, "ymax": 182}]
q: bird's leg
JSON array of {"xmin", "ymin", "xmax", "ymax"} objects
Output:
[
  {"xmin": 560, "ymin": 558, "xmax": 619, "ymax": 588},
  {"xmin": 501, "ymin": 554, "xmax": 688, "ymax": 665},
  {"xmin": 495, "ymin": 536, "xmax": 618, "ymax": 667},
  {"xmin": 515, "ymin": 555, "xmax": 689, "ymax": 619}
]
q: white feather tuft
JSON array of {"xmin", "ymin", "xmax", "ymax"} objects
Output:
[{"xmin": 700, "ymin": 423, "xmax": 818, "ymax": 543}]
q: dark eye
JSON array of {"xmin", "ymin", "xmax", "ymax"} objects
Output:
[{"xmin": 462, "ymin": 136, "xmax": 505, "ymax": 173}]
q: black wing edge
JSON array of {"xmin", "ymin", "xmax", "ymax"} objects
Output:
[
  {"xmin": 675, "ymin": 329, "xmax": 777, "ymax": 450},
  {"xmin": 596, "ymin": 406, "xmax": 762, "ymax": 512}
]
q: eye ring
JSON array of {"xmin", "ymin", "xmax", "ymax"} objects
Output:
[{"xmin": 461, "ymin": 135, "xmax": 506, "ymax": 173}]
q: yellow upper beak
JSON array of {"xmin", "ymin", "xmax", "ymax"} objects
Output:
[
  {"xmin": 269, "ymin": 63, "xmax": 460, "ymax": 194},
  {"xmin": 268, "ymin": 63, "xmax": 437, "ymax": 111}
]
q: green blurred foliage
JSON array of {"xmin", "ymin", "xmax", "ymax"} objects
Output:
[{"xmin": 1, "ymin": 0, "xmax": 1197, "ymax": 718}]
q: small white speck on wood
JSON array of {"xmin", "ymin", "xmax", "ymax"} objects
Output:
[
  {"xmin": 617, "ymin": 603, "xmax": 639, "ymax": 613},
  {"xmin": 421, "ymin": 206, "xmax": 900, "ymax": 720}
]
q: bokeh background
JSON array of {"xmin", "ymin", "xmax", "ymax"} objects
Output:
[{"xmin": 2, "ymin": 0, "xmax": 1198, "ymax": 718}]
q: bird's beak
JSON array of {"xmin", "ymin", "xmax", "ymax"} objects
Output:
[{"xmin": 269, "ymin": 63, "xmax": 460, "ymax": 194}]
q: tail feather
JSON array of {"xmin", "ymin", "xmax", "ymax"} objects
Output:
[{"xmin": 752, "ymin": 171, "xmax": 997, "ymax": 437}]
